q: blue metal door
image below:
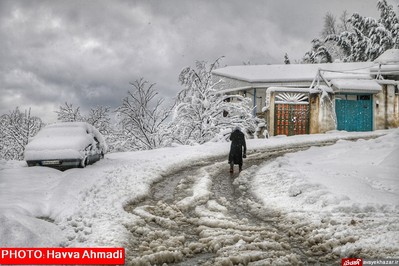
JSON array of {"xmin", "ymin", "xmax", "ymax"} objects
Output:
[{"xmin": 335, "ymin": 95, "xmax": 373, "ymax": 131}]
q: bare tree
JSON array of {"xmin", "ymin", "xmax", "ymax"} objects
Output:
[
  {"xmin": 0, "ymin": 107, "xmax": 44, "ymax": 160},
  {"xmin": 321, "ymin": 12, "xmax": 337, "ymax": 38},
  {"xmin": 86, "ymin": 106, "xmax": 111, "ymax": 135},
  {"xmin": 115, "ymin": 78, "xmax": 172, "ymax": 150},
  {"xmin": 56, "ymin": 102, "xmax": 83, "ymax": 122}
]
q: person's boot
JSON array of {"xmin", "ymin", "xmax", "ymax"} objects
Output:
[
  {"xmin": 230, "ymin": 165, "xmax": 234, "ymax": 173},
  {"xmin": 239, "ymin": 164, "xmax": 242, "ymax": 172}
]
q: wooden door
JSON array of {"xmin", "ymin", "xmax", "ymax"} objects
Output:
[{"xmin": 274, "ymin": 103, "xmax": 310, "ymax": 136}]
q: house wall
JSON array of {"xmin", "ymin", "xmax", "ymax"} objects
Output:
[
  {"xmin": 395, "ymin": 87, "xmax": 399, "ymax": 127},
  {"xmin": 214, "ymin": 74, "xmax": 399, "ymax": 134},
  {"xmin": 309, "ymin": 94, "xmax": 319, "ymax": 134},
  {"xmin": 212, "ymin": 76, "xmax": 268, "ymax": 114},
  {"xmin": 244, "ymin": 89, "xmax": 267, "ymax": 114},
  {"xmin": 318, "ymin": 91, "xmax": 337, "ymax": 133},
  {"xmin": 267, "ymin": 92, "xmax": 276, "ymax": 136},
  {"xmin": 214, "ymin": 75, "xmax": 313, "ymax": 113},
  {"xmin": 374, "ymin": 84, "xmax": 399, "ymax": 129},
  {"xmin": 267, "ymin": 90, "xmax": 336, "ymax": 136},
  {"xmin": 212, "ymin": 75, "xmax": 251, "ymax": 91}
]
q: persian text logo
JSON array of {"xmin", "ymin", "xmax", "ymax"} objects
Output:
[{"xmin": 342, "ymin": 258, "xmax": 363, "ymax": 266}]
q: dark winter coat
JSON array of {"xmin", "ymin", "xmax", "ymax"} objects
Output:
[{"xmin": 228, "ymin": 129, "xmax": 246, "ymax": 165}]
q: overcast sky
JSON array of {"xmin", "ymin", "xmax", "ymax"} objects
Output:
[{"xmin": 0, "ymin": 0, "xmax": 393, "ymax": 123}]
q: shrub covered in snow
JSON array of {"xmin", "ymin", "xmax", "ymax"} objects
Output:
[{"xmin": 171, "ymin": 57, "xmax": 261, "ymax": 145}]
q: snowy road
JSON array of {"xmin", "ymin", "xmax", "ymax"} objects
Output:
[
  {"xmin": 124, "ymin": 142, "xmax": 353, "ymax": 265},
  {"xmin": 1, "ymin": 130, "xmax": 397, "ymax": 265}
]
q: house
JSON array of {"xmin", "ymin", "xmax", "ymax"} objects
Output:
[{"xmin": 212, "ymin": 49, "xmax": 399, "ymax": 137}]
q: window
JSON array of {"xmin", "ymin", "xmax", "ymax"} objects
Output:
[
  {"xmin": 336, "ymin": 94, "xmax": 371, "ymax": 101},
  {"xmin": 358, "ymin": 95, "xmax": 371, "ymax": 100}
]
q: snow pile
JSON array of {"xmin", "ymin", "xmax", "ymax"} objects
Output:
[
  {"xmin": 252, "ymin": 129, "xmax": 399, "ymax": 257},
  {"xmin": 0, "ymin": 166, "xmax": 65, "ymax": 246},
  {"xmin": 0, "ymin": 142, "xmax": 230, "ymax": 248}
]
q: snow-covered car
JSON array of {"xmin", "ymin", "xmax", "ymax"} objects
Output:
[{"xmin": 24, "ymin": 122, "xmax": 107, "ymax": 169}]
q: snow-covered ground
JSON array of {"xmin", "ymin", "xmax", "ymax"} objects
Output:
[
  {"xmin": 0, "ymin": 129, "xmax": 398, "ymax": 261},
  {"xmin": 250, "ymin": 131, "xmax": 399, "ymax": 259}
]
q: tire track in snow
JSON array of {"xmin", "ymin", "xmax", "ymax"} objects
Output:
[
  {"xmin": 123, "ymin": 139, "xmax": 376, "ymax": 265},
  {"xmin": 125, "ymin": 138, "xmax": 388, "ymax": 266}
]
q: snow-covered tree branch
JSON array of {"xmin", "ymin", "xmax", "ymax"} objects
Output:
[
  {"xmin": 0, "ymin": 107, "xmax": 44, "ymax": 160},
  {"xmin": 115, "ymin": 78, "xmax": 172, "ymax": 150},
  {"xmin": 56, "ymin": 102, "xmax": 83, "ymax": 122},
  {"xmin": 324, "ymin": 0, "xmax": 398, "ymax": 62},
  {"xmin": 86, "ymin": 106, "xmax": 111, "ymax": 135},
  {"xmin": 303, "ymin": 0, "xmax": 398, "ymax": 63},
  {"xmin": 303, "ymin": 39, "xmax": 333, "ymax": 63},
  {"xmin": 171, "ymin": 57, "xmax": 260, "ymax": 145}
]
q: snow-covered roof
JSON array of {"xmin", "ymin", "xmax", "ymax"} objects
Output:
[
  {"xmin": 266, "ymin": 87, "xmax": 310, "ymax": 93},
  {"xmin": 374, "ymin": 49, "xmax": 399, "ymax": 64},
  {"xmin": 212, "ymin": 62, "xmax": 375, "ymax": 83},
  {"xmin": 371, "ymin": 49, "xmax": 399, "ymax": 78},
  {"xmin": 330, "ymin": 79, "xmax": 382, "ymax": 94}
]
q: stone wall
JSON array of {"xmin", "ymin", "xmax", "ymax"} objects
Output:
[{"xmin": 374, "ymin": 84, "xmax": 399, "ymax": 129}]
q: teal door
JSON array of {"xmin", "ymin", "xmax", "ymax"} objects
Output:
[{"xmin": 335, "ymin": 95, "xmax": 373, "ymax": 131}]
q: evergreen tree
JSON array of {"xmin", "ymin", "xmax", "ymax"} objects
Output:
[
  {"xmin": 325, "ymin": 0, "xmax": 398, "ymax": 62},
  {"xmin": 377, "ymin": 0, "xmax": 399, "ymax": 48},
  {"xmin": 303, "ymin": 39, "xmax": 333, "ymax": 63},
  {"xmin": 284, "ymin": 53, "xmax": 291, "ymax": 64}
]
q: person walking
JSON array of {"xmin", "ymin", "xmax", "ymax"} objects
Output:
[{"xmin": 228, "ymin": 126, "xmax": 246, "ymax": 173}]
